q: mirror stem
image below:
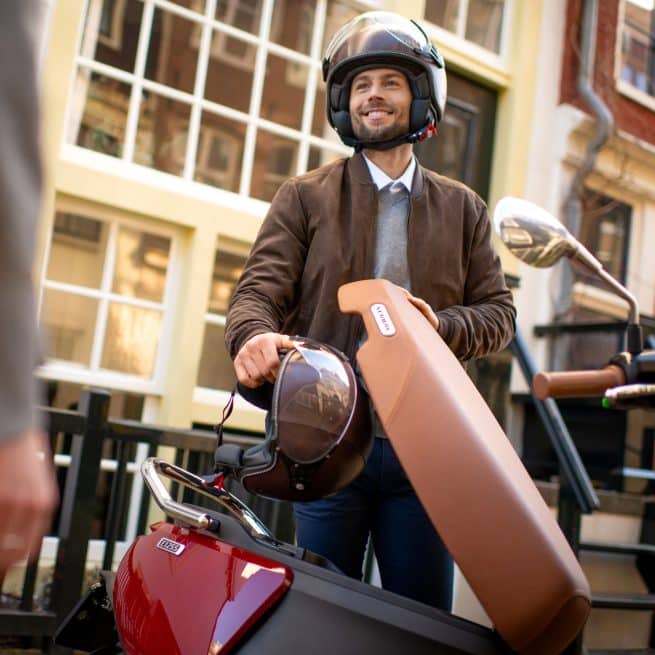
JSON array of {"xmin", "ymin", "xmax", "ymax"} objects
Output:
[
  {"xmin": 596, "ymin": 268, "xmax": 642, "ymax": 354},
  {"xmin": 573, "ymin": 243, "xmax": 642, "ymax": 354}
]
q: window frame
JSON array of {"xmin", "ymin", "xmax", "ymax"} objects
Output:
[
  {"xmin": 194, "ymin": 235, "xmax": 251, "ymax": 395},
  {"xmin": 615, "ymin": 0, "xmax": 655, "ymax": 112},
  {"xmin": 97, "ymin": 0, "xmax": 128, "ymax": 50},
  {"xmin": 567, "ymin": 182, "xmax": 641, "ymax": 322},
  {"xmin": 421, "ymin": 0, "xmax": 513, "ymax": 66},
  {"xmin": 38, "ymin": 199, "xmax": 183, "ymax": 395},
  {"xmin": 68, "ymin": 0, "xmax": 360, "ymax": 205}
]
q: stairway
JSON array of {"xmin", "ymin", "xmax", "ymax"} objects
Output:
[{"xmin": 536, "ymin": 480, "xmax": 655, "ymax": 652}]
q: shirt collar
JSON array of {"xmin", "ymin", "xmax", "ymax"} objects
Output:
[{"xmin": 362, "ymin": 153, "xmax": 416, "ymax": 192}]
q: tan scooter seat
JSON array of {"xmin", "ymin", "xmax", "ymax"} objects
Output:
[{"xmin": 338, "ymin": 279, "xmax": 590, "ymax": 655}]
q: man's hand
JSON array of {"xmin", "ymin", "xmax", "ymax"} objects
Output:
[
  {"xmin": 403, "ymin": 290, "xmax": 440, "ymax": 332},
  {"xmin": 0, "ymin": 429, "xmax": 58, "ymax": 575},
  {"xmin": 234, "ymin": 332, "xmax": 296, "ymax": 388}
]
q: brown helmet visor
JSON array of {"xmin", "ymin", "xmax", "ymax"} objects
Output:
[{"xmin": 275, "ymin": 343, "xmax": 357, "ymax": 465}]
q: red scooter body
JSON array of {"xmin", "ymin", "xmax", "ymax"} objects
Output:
[
  {"xmin": 114, "ymin": 522, "xmax": 292, "ymax": 655},
  {"xmin": 55, "ymin": 458, "xmax": 512, "ymax": 655}
]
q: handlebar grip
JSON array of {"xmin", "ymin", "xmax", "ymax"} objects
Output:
[{"xmin": 532, "ymin": 365, "xmax": 626, "ymax": 400}]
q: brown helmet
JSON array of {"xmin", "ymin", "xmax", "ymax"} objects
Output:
[
  {"xmin": 214, "ymin": 338, "xmax": 373, "ymax": 502},
  {"xmin": 322, "ymin": 11, "xmax": 447, "ymax": 150}
]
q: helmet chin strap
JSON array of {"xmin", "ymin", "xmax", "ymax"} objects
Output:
[{"xmin": 351, "ymin": 123, "xmax": 438, "ymax": 152}]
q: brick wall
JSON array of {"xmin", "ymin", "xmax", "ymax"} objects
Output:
[{"xmin": 560, "ymin": 0, "xmax": 655, "ymax": 144}]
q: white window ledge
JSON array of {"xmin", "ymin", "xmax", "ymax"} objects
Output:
[
  {"xmin": 60, "ymin": 144, "xmax": 271, "ymax": 220},
  {"xmin": 571, "ymin": 281, "xmax": 631, "ymax": 321},
  {"xmin": 616, "ymin": 78, "xmax": 655, "ymax": 114},
  {"xmin": 38, "ymin": 361, "xmax": 164, "ymax": 396}
]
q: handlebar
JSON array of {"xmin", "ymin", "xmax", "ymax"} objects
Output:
[
  {"xmin": 532, "ymin": 364, "xmax": 626, "ymax": 400},
  {"xmin": 141, "ymin": 458, "xmax": 276, "ymax": 542}
]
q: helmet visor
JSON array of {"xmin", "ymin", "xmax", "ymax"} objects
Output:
[
  {"xmin": 324, "ymin": 11, "xmax": 433, "ymax": 69},
  {"xmin": 275, "ymin": 343, "xmax": 357, "ymax": 464}
]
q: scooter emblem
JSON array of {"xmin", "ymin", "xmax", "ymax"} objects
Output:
[
  {"xmin": 156, "ymin": 537, "xmax": 186, "ymax": 556},
  {"xmin": 370, "ymin": 303, "xmax": 396, "ymax": 336}
]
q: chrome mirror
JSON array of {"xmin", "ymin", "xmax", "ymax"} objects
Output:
[
  {"xmin": 493, "ymin": 195, "xmax": 642, "ymax": 354},
  {"xmin": 493, "ymin": 197, "xmax": 578, "ymax": 268}
]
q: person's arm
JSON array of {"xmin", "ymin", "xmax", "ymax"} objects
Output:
[
  {"xmin": 232, "ymin": 332, "xmax": 296, "ymax": 388},
  {"xmin": 0, "ymin": 1, "xmax": 58, "ymax": 573},
  {"xmin": 225, "ymin": 179, "xmax": 309, "ymax": 384},
  {"xmin": 435, "ymin": 204, "xmax": 516, "ymax": 360},
  {"xmin": 0, "ymin": 0, "xmax": 43, "ymax": 441},
  {"xmin": 0, "ymin": 431, "xmax": 58, "ymax": 571}
]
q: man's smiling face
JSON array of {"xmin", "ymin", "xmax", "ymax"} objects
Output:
[{"xmin": 348, "ymin": 68, "xmax": 412, "ymax": 143}]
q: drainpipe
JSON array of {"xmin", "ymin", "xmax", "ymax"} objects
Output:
[{"xmin": 557, "ymin": 0, "xmax": 614, "ymax": 318}]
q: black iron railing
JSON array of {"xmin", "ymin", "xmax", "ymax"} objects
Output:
[
  {"xmin": 510, "ymin": 329, "xmax": 600, "ymax": 551},
  {"xmin": 0, "ymin": 388, "xmax": 280, "ymax": 654}
]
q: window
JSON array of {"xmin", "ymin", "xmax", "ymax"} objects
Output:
[
  {"xmin": 210, "ymin": 0, "xmax": 261, "ymax": 67},
  {"xmin": 68, "ymin": 0, "xmax": 354, "ymax": 201},
  {"xmin": 98, "ymin": 0, "xmax": 127, "ymax": 49},
  {"xmin": 618, "ymin": 0, "xmax": 655, "ymax": 100},
  {"xmin": 277, "ymin": 1, "xmax": 316, "ymax": 86},
  {"xmin": 414, "ymin": 71, "xmax": 497, "ymax": 200},
  {"xmin": 254, "ymin": 136, "xmax": 298, "ymax": 202},
  {"xmin": 192, "ymin": 122, "xmax": 243, "ymax": 191},
  {"xmin": 578, "ymin": 190, "xmax": 632, "ymax": 286},
  {"xmin": 196, "ymin": 238, "xmax": 251, "ymax": 391},
  {"xmin": 424, "ymin": 0, "xmax": 508, "ymax": 54},
  {"xmin": 40, "ymin": 209, "xmax": 177, "ymax": 387},
  {"xmin": 215, "ymin": 0, "xmax": 260, "ymax": 33},
  {"xmin": 550, "ymin": 191, "xmax": 632, "ymax": 372}
]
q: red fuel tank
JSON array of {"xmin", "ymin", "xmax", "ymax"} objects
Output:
[{"xmin": 113, "ymin": 522, "xmax": 293, "ymax": 655}]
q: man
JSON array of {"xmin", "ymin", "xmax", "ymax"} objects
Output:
[
  {"xmin": 225, "ymin": 11, "xmax": 515, "ymax": 610},
  {"xmin": 0, "ymin": 1, "xmax": 58, "ymax": 574}
]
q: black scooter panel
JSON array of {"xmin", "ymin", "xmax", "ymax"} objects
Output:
[{"xmin": 207, "ymin": 512, "xmax": 511, "ymax": 655}]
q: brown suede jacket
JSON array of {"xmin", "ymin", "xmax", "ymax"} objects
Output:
[{"xmin": 225, "ymin": 152, "xmax": 516, "ymax": 363}]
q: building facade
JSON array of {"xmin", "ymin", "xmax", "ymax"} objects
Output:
[
  {"xmin": 38, "ymin": 0, "xmax": 541, "ymax": 432},
  {"xmin": 510, "ymin": 0, "xmax": 655, "ymax": 487},
  {"xmin": 34, "ymin": 0, "xmax": 542, "ymax": 596}
]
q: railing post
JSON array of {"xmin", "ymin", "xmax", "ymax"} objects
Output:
[
  {"xmin": 558, "ymin": 469, "xmax": 582, "ymax": 554},
  {"xmin": 509, "ymin": 331, "xmax": 599, "ymax": 515},
  {"xmin": 47, "ymin": 388, "xmax": 110, "ymax": 652}
]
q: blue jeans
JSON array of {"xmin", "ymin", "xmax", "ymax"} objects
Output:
[{"xmin": 294, "ymin": 438, "xmax": 453, "ymax": 611}]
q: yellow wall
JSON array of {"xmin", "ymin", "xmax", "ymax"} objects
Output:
[
  {"xmin": 490, "ymin": 1, "xmax": 544, "ymax": 277},
  {"xmin": 488, "ymin": 0, "xmax": 544, "ymax": 207}
]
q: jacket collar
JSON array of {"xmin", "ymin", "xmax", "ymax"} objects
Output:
[
  {"xmin": 362, "ymin": 153, "xmax": 416, "ymax": 192},
  {"xmin": 349, "ymin": 151, "xmax": 424, "ymax": 197}
]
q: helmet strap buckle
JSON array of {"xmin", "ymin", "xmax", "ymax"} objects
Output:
[{"xmin": 418, "ymin": 124, "xmax": 438, "ymax": 141}]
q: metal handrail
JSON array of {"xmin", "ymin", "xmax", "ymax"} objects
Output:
[{"xmin": 510, "ymin": 329, "xmax": 599, "ymax": 515}]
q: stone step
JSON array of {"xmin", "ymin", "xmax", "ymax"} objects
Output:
[
  {"xmin": 580, "ymin": 540, "xmax": 655, "ymax": 557},
  {"xmin": 592, "ymin": 592, "xmax": 655, "ymax": 610}
]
